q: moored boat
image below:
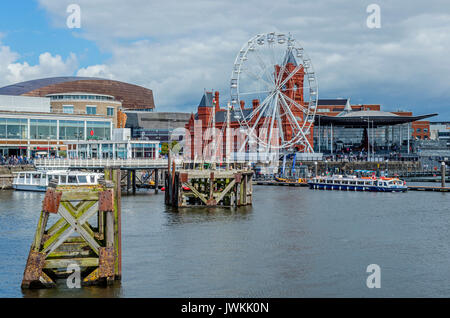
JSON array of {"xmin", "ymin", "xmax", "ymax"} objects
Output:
[
  {"xmin": 308, "ymin": 175, "xmax": 407, "ymax": 192},
  {"xmin": 12, "ymin": 170, "xmax": 103, "ymax": 192},
  {"xmin": 274, "ymin": 176, "xmax": 308, "ymax": 185}
]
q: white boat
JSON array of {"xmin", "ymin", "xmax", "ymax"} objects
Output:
[
  {"xmin": 12, "ymin": 170, "xmax": 103, "ymax": 192},
  {"xmin": 308, "ymin": 175, "xmax": 407, "ymax": 192}
]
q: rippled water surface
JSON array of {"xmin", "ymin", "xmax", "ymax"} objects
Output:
[{"xmin": 0, "ymin": 183, "xmax": 449, "ymax": 297}]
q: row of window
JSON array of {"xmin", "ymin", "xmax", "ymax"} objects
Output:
[
  {"xmin": 50, "ymin": 95, "xmax": 115, "ymax": 101},
  {"xmin": 0, "ymin": 118, "xmax": 111, "ymax": 140},
  {"xmin": 71, "ymin": 143, "xmax": 157, "ymax": 159},
  {"xmin": 62, "ymin": 105, "xmax": 115, "ymax": 116}
]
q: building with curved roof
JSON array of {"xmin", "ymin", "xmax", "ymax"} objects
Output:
[
  {"xmin": 313, "ymin": 98, "xmax": 438, "ymax": 154},
  {"xmin": 0, "ymin": 76, "xmax": 155, "ymax": 111}
]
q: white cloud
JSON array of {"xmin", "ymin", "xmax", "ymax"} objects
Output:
[
  {"xmin": 76, "ymin": 64, "xmax": 114, "ymax": 79},
  {"xmin": 21, "ymin": 1, "xmax": 450, "ymax": 119},
  {"xmin": 0, "ymin": 40, "xmax": 78, "ymax": 86}
]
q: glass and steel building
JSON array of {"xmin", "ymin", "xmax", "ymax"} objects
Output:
[
  {"xmin": 0, "ymin": 111, "xmax": 112, "ymax": 157},
  {"xmin": 313, "ymin": 107, "xmax": 438, "ymax": 154},
  {"xmin": 63, "ymin": 140, "xmax": 160, "ymax": 159},
  {"xmin": 125, "ymin": 111, "xmax": 191, "ymax": 142}
]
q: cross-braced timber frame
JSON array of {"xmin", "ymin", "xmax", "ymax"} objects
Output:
[
  {"xmin": 21, "ymin": 169, "xmax": 121, "ymax": 289},
  {"xmin": 165, "ymin": 169, "xmax": 253, "ymax": 207}
]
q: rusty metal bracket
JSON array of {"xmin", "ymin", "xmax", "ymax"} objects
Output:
[
  {"xmin": 180, "ymin": 172, "xmax": 188, "ymax": 183},
  {"xmin": 98, "ymin": 247, "xmax": 115, "ymax": 278},
  {"xmin": 99, "ymin": 190, "xmax": 114, "ymax": 212},
  {"xmin": 21, "ymin": 250, "xmax": 46, "ymax": 288},
  {"xmin": 234, "ymin": 173, "xmax": 242, "ymax": 183},
  {"xmin": 42, "ymin": 189, "xmax": 62, "ymax": 214}
]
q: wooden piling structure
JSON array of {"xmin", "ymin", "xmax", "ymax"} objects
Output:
[
  {"xmin": 132, "ymin": 169, "xmax": 136, "ymax": 194},
  {"xmin": 154, "ymin": 168, "xmax": 159, "ymax": 194},
  {"xmin": 165, "ymin": 168, "xmax": 253, "ymax": 208},
  {"xmin": 21, "ymin": 169, "xmax": 121, "ymax": 289},
  {"xmin": 442, "ymin": 161, "xmax": 446, "ymax": 188}
]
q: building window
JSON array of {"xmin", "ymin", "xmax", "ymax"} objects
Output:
[
  {"xmin": 86, "ymin": 121, "xmax": 111, "ymax": 140},
  {"xmin": 416, "ymin": 128, "xmax": 421, "ymax": 133},
  {"xmin": 30, "ymin": 119, "xmax": 57, "ymax": 139},
  {"xmin": 86, "ymin": 106, "xmax": 97, "ymax": 115},
  {"xmin": 0, "ymin": 118, "xmax": 28, "ymax": 139},
  {"xmin": 59, "ymin": 120, "xmax": 84, "ymax": 140},
  {"xmin": 107, "ymin": 107, "xmax": 114, "ymax": 116},
  {"xmin": 63, "ymin": 105, "xmax": 74, "ymax": 114}
]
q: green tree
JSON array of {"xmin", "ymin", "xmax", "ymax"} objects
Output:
[{"xmin": 160, "ymin": 141, "xmax": 179, "ymax": 156}]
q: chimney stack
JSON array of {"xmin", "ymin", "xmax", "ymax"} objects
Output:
[
  {"xmin": 214, "ymin": 91, "xmax": 220, "ymax": 112},
  {"xmin": 240, "ymin": 100, "xmax": 245, "ymax": 110}
]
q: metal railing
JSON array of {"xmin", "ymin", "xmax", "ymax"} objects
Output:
[
  {"xmin": 34, "ymin": 158, "xmax": 254, "ymax": 170},
  {"xmin": 34, "ymin": 158, "xmax": 177, "ymax": 169}
]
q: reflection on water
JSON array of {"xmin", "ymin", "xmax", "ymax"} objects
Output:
[
  {"xmin": 165, "ymin": 206, "xmax": 253, "ymax": 226},
  {"xmin": 0, "ymin": 185, "xmax": 449, "ymax": 297}
]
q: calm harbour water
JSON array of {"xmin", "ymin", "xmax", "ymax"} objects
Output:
[{"xmin": 0, "ymin": 184, "xmax": 449, "ymax": 298}]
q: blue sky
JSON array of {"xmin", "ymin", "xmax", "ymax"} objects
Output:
[
  {"xmin": 0, "ymin": 1, "xmax": 107, "ymax": 68},
  {"xmin": 0, "ymin": 0, "xmax": 449, "ymax": 121}
]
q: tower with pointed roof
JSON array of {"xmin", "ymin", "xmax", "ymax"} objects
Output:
[{"xmin": 274, "ymin": 50, "xmax": 312, "ymax": 151}]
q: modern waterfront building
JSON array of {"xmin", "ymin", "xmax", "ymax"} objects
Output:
[
  {"xmin": 430, "ymin": 122, "xmax": 450, "ymax": 143},
  {"xmin": 0, "ymin": 110, "xmax": 112, "ymax": 157},
  {"xmin": 0, "ymin": 76, "xmax": 160, "ymax": 157},
  {"xmin": 64, "ymin": 128, "xmax": 160, "ymax": 159},
  {"xmin": 64, "ymin": 140, "xmax": 159, "ymax": 159},
  {"xmin": 313, "ymin": 99, "xmax": 437, "ymax": 154},
  {"xmin": 0, "ymin": 95, "xmax": 51, "ymax": 113},
  {"xmin": 125, "ymin": 111, "xmax": 191, "ymax": 142},
  {"xmin": 0, "ymin": 76, "xmax": 156, "ymax": 111},
  {"xmin": 47, "ymin": 92, "xmax": 122, "ymax": 128}
]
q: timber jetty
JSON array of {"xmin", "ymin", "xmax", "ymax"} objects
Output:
[{"xmin": 164, "ymin": 153, "xmax": 253, "ymax": 207}]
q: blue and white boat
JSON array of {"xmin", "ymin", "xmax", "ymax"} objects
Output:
[
  {"xmin": 12, "ymin": 170, "xmax": 103, "ymax": 192},
  {"xmin": 308, "ymin": 175, "xmax": 407, "ymax": 192}
]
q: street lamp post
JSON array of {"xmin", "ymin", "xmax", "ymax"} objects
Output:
[
  {"xmin": 47, "ymin": 136, "xmax": 50, "ymax": 159},
  {"xmin": 74, "ymin": 132, "xmax": 82, "ymax": 159},
  {"xmin": 361, "ymin": 117, "xmax": 372, "ymax": 162}
]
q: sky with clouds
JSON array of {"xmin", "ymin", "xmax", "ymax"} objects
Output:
[{"xmin": 0, "ymin": 0, "xmax": 449, "ymax": 120}]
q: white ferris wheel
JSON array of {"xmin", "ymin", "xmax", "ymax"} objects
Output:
[{"xmin": 230, "ymin": 32, "xmax": 318, "ymax": 152}]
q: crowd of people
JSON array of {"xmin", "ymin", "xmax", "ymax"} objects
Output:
[
  {"xmin": 0, "ymin": 154, "xmax": 63, "ymax": 165},
  {"xmin": 322, "ymin": 151, "xmax": 416, "ymax": 162},
  {"xmin": 0, "ymin": 155, "xmax": 34, "ymax": 165}
]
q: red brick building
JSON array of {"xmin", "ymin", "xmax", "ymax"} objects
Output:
[{"xmin": 185, "ymin": 53, "xmax": 314, "ymax": 160}]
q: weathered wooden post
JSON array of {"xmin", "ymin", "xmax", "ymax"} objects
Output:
[
  {"xmin": 21, "ymin": 170, "xmax": 121, "ymax": 289},
  {"xmin": 442, "ymin": 161, "xmax": 446, "ymax": 188},
  {"xmin": 154, "ymin": 168, "xmax": 159, "ymax": 194},
  {"xmin": 126, "ymin": 170, "xmax": 131, "ymax": 194},
  {"xmin": 132, "ymin": 169, "xmax": 136, "ymax": 194}
]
